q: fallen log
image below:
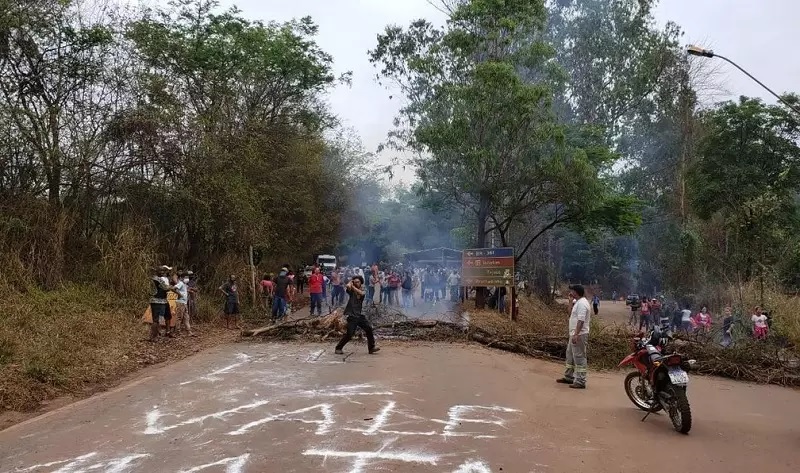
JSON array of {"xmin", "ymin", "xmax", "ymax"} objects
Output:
[
  {"xmin": 374, "ymin": 319, "xmax": 441, "ymax": 329},
  {"xmin": 469, "ymin": 332, "xmax": 563, "ymax": 361},
  {"xmin": 242, "ymin": 313, "xmax": 342, "ymax": 337}
]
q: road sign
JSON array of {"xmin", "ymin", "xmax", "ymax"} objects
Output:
[{"xmin": 461, "ymin": 247, "xmax": 515, "ymax": 286}]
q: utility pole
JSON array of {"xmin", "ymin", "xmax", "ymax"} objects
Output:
[{"xmin": 249, "ymin": 245, "xmax": 257, "ymax": 307}]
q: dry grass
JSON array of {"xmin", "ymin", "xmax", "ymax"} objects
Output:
[
  {"xmin": 0, "ymin": 284, "xmax": 238, "ymax": 413},
  {"xmin": 466, "ymin": 296, "xmax": 631, "ymax": 370}
]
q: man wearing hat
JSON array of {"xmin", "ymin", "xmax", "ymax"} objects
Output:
[
  {"xmin": 149, "ymin": 265, "xmax": 179, "ymax": 341},
  {"xmin": 272, "ymin": 267, "xmax": 294, "ymax": 321},
  {"xmin": 556, "ymin": 284, "xmax": 591, "ymax": 389},
  {"xmin": 335, "ymin": 275, "xmax": 379, "ymax": 355}
]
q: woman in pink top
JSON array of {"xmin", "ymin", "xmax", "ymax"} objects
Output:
[{"xmin": 693, "ymin": 307, "xmax": 712, "ymax": 333}]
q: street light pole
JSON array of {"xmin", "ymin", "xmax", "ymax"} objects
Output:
[{"xmin": 687, "ymin": 45, "xmax": 800, "ymax": 116}]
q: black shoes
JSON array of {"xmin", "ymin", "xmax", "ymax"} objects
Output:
[
  {"xmin": 334, "ymin": 349, "xmax": 344, "ymax": 355},
  {"xmin": 369, "ymin": 348, "xmax": 381, "ymax": 354},
  {"xmin": 556, "ymin": 378, "xmax": 574, "ymax": 384}
]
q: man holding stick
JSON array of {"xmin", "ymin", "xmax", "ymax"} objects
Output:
[{"xmin": 334, "ymin": 275, "xmax": 380, "ymax": 355}]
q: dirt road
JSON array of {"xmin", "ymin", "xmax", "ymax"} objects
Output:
[{"xmin": 1, "ymin": 342, "xmax": 798, "ymax": 473}]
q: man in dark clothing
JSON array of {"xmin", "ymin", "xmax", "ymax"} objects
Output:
[
  {"xmin": 149, "ymin": 265, "xmax": 178, "ymax": 341},
  {"xmin": 335, "ymin": 276, "xmax": 379, "ymax": 355},
  {"xmin": 218, "ymin": 275, "xmax": 240, "ymax": 329},
  {"xmin": 272, "ymin": 268, "xmax": 294, "ymax": 321}
]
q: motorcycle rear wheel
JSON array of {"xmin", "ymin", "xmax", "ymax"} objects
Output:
[
  {"xmin": 666, "ymin": 386, "xmax": 692, "ymax": 434},
  {"xmin": 624, "ymin": 372, "xmax": 661, "ymax": 412}
]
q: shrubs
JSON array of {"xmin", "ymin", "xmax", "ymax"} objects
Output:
[{"xmin": 468, "ymin": 295, "xmax": 800, "ymax": 387}]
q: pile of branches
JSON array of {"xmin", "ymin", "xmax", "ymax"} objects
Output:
[
  {"xmin": 241, "ymin": 304, "xmax": 800, "ymax": 387},
  {"xmin": 676, "ymin": 338, "xmax": 800, "ymax": 386},
  {"xmin": 241, "ymin": 305, "xmax": 470, "ymax": 342}
]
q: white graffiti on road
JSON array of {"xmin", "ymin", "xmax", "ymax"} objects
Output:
[
  {"xmin": 177, "ymin": 454, "xmax": 250, "ymax": 473},
  {"xmin": 227, "ymin": 403, "xmax": 335, "ymax": 436},
  {"xmin": 14, "ymin": 453, "xmax": 149, "ymax": 473},
  {"xmin": 144, "ymin": 400, "xmax": 270, "ymax": 434}
]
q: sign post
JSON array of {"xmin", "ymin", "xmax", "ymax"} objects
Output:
[{"xmin": 461, "ymin": 247, "xmax": 515, "ymax": 320}]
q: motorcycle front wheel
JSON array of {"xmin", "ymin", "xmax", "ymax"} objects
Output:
[
  {"xmin": 624, "ymin": 372, "xmax": 661, "ymax": 412},
  {"xmin": 666, "ymin": 385, "xmax": 692, "ymax": 434}
]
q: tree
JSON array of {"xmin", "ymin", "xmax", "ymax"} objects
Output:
[
  {"xmin": 371, "ymin": 0, "xmax": 640, "ymax": 306},
  {"xmin": 688, "ymin": 96, "xmax": 800, "ymax": 295},
  {"xmin": 546, "ymin": 0, "xmax": 681, "ymax": 135},
  {"xmin": 125, "ymin": 0, "xmax": 348, "ymax": 263},
  {"xmin": 0, "ymin": 0, "xmax": 115, "ymax": 206}
]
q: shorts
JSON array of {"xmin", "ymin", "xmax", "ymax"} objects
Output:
[
  {"xmin": 224, "ymin": 301, "xmax": 240, "ymax": 315},
  {"xmin": 151, "ymin": 303, "xmax": 170, "ymax": 321}
]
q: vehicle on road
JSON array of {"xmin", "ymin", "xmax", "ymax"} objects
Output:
[
  {"xmin": 619, "ymin": 329, "xmax": 695, "ymax": 434},
  {"xmin": 626, "ymin": 294, "xmax": 639, "ymax": 306},
  {"xmin": 315, "ymin": 254, "xmax": 337, "ymax": 273}
]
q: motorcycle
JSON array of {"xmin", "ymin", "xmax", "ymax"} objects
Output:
[{"xmin": 619, "ymin": 329, "xmax": 696, "ymax": 434}]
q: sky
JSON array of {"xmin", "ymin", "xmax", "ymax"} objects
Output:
[{"xmin": 218, "ymin": 0, "xmax": 800, "ymax": 185}]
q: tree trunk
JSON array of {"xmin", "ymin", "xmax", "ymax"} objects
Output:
[{"xmin": 474, "ymin": 193, "xmax": 490, "ymax": 309}]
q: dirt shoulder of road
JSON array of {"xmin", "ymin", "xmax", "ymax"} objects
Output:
[{"xmin": 0, "ymin": 285, "xmax": 243, "ymax": 429}]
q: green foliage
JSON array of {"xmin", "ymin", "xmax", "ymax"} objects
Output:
[
  {"xmin": 372, "ymin": 0, "xmax": 639, "ymax": 266},
  {"xmin": 0, "ymin": 0, "xmax": 357, "ymax": 291},
  {"xmin": 688, "ymin": 97, "xmax": 800, "ymax": 284}
]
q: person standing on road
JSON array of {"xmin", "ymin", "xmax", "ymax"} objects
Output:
[
  {"xmin": 149, "ymin": 265, "xmax": 179, "ymax": 341},
  {"xmin": 612, "ymin": 291, "xmax": 617, "ymax": 303},
  {"xmin": 218, "ymin": 275, "xmax": 240, "ymax": 329},
  {"xmin": 174, "ymin": 273, "xmax": 193, "ymax": 336},
  {"xmin": 592, "ymin": 294, "xmax": 600, "ymax": 315},
  {"xmin": 308, "ymin": 266, "xmax": 325, "ymax": 317},
  {"xmin": 639, "ymin": 297, "xmax": 651, "ymax": 331},
  {"xmin": 331, "ymin": 270, "xmax": 344, "ymax": 306},
  {"xmin": 334, "ymin": 276, "xmax": 380, "ymax": 355},
  {"xmin": 272, "ymin": 268, "xmax": 293, "ymax": 321},
  {"xmin": 186, "ymin": 271, "xmax": 199, "ymax": 323},
  {"xmin": 368, "ymin": 271, "xmax": 379, "ymax": 305},
  {"xmin": 557, "ymin": 284, "xmax": 590, "ymax": 389}
]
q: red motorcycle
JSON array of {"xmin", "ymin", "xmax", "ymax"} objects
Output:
[{"xmin": 619, "ymin": 329, "xmax": 695, "ymax": 434}]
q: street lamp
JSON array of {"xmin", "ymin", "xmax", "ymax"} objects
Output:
[{"xmin": 687, "ymin": 45, "xmax": 800, "ymax": 116}]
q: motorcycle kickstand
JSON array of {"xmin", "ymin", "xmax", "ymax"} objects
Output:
[{"xmin": 641, "ymin": 402, "xmax": 659, "ymax": 422}]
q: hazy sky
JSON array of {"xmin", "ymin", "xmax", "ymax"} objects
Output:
[{"xmin": 220, "ymin": 0, "xmax": 799, "ymax": 184}]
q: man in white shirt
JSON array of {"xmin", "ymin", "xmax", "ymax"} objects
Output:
[
  {"xmin": 557, "ymin": 284, "xmax": 591, "ymax": 389},
  {"xmin": 174, "ymin": 273, "xmax": 193, "ymax": 336}
]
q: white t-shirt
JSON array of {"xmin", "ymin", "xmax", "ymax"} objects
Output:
[
  {"xmin": 752, "ymin": 314, "xmax": 768, "ymax": 328},
  {"xmin": 681, "ymin": 309, "xmax": 692, "ymax": 322},
  {"xmin": 175, "ymin": 281, "xmax": 188, "ymax": 304},
  {"xmin": 569, "ymin": 297, "xmax": 591, "ymax": 336}
]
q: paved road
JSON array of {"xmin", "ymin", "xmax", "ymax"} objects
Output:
[{"xmin": 1, "ymin": 342, "xmax": 798, "ymax": 473}]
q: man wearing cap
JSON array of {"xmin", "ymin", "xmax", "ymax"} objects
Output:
[
  {"xmin": 272, "ymin": 267, "xmax": 294, "ymax": 321},
  {"xmin": 557, "ymin": 284, "xmax": 591, "ymax": 389},
  {"xmin": 149, "ymin": 266, "xmax": 179, "ymax": 341},
  {"xmin": 334, "ymin": 275, "xmax": 379, "ymax": 355}
]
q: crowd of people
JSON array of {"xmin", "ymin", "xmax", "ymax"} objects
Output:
[
  {"xmin": 147, "ymin": 265, "xmax": 199, "ymax": 341},
  {"xmin": 261, "ymin": 264, "xmax": 466, "ymax": 315},
  {"xmin": 621, "ymin": 293, "xmax": 772, "ymax": 345}
]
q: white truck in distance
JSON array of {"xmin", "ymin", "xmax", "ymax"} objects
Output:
[{"xmin": 315, "ymin": 254, "xmax": 337, "ymax": 273}]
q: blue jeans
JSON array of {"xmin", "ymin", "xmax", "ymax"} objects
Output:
[
  {"xmin": 272, "ymin": 296, "xmax": 287, "ymax": 319},
  {"xmin": 332, "ymin": 285, "xmax": 344, "ymax": 306},
  {"xmin": 367, "ymin": 286, "xmax": 375, "ymax": 303},
  {"xmin": 310, "ymin": 293, "xmax": 323, "ymax": 316}
]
